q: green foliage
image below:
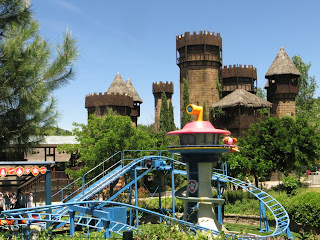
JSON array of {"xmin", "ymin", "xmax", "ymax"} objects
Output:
[
  {"xmin": 202, "ymin": 102, "xmax": 207, "ymax": 121},
  {"xmin": 44, "ymin": 126, "xmax": 72, "ymax": 136},
  {"xmin": 209, "ymin": 107, "xmax": 223, "ymax": 122},
  {"xmin": 135, "ymin": 222, "xmax": 219, "ymax": 240},
  {"xmin": 292, "ymin": 55, "xmax": 317, "ymax": 113},
  {"xmin": 0, "ymin": 0, "xmax": 31, "ymax": 35},
  {"xmin": 159, "ymin": 92, "xmax": 175, "ymax": 132},
  {"xmin": 168, "ymin": 100, "xmax": 175, "ymax": 131},
  {"xmin": 223, "ymin": 116, "xmax": 320, "ymax": 183},
  {"xmin": 256, "ymin": 87, "xmax": 270, "ymax": 116},
  {"xmin": 224, "ymin": 198, "xmax": 260, "ymax": 216},
  {"xmin": 282, "ymin": 176, "xmax": 300, "ymax": 195},
  {"xmin": 0, "ymin": 0, "xmax": 78, "ymax": 156},
  {"xmin": 181, "ymin": 78, "xmax": 191, "ymax": 128},
  {"xmin": 62, "ymin": 114, "xmax": 155, "ymax": 180},
  {"xmin": 221, "ymin": 190, "xmax": 256, "ymax": 204},
  {"xmin": 283, "ymin": 192, "xmax": 320, "ymax": 228},
  {"xmin": 159, "ymin": 92, "xmax": 169, "ymax": 132}
]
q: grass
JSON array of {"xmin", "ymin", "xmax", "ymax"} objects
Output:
[{"xmin": 224, "ymin": 223, "xmax": 301, "ymax": 239}]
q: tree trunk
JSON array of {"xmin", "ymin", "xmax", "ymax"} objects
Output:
[{"xmin": 254, "ymin": 175, "xmax": 259, "ymax": 188}]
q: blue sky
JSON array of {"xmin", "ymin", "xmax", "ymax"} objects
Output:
[{"xmin": 31, "ymin": 0, "xmax": 320, "ymax": 130}]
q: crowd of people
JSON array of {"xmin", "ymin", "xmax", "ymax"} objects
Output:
[{"xmin": 0, "ymin": 192, "xmax": 34, "ymax": 211}]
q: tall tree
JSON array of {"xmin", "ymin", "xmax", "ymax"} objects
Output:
[
  {"xmin": 224, "ymin": 116, "xmax": 320, "ymax": 186},
  {"xmin": 159, "ymin": 92, "xmax": 169, "ymax": 132},
  {"xmin": 0, "ymin": 0, "xmax": 31, "ymax": 37},
  {"xmin": 202, "ymin": 102, "xmax": 207, "ymax": 121},
  {"xmin": 168, "ymin": 100, "xmax": 175, "ymax": 131},
  {"xmin": 60, "ymin": 114, "xmax": 156, "ymax": 193},
  {"xmin": 292, "ymin": 55, "xmax": 317, "ymax": 113},
  {"xmin": 0, "ymin": 0, "xmax": 78, "ymax": 158},
  {"xmin": 181, "ymin": 78, "xmax": 191, "ymax": 128}
]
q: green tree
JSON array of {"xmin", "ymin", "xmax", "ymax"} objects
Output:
[
  {"xmin": 256, "ymin": 87, "xmax": 270, "ymax": 116},
  {"xmin": 159, "ymin": 92, "xmax": 169, "ymax": 132},
  {"xmin": 62, "ymin": 114, "xmax": 156, "ymax": 180},
  {"xmin": 292, "ymin": 55, "xmax": 317, "ymax": 112},
  {"xmin": 256, "ymin": 87, "xmax": 266, "ymax": 99},
  {"xmin": 0, "ymin": 0, "xmax": 31, "ymax": 36},
  {"xmin": 181, "ymin": 78, "xmax": 191, "ymax": 128},
  {"xmin": 44, "ymin": 126, "xmax": 72, "ymax": 136},
  {"xmin": 202, "ymin": 102, "xmax": 207, "ymax": 121},
  {"xmin": 168, "ymin": 100, "xmax": 175, "ymax": 131},
  {"xmin": 224, "ymin": 117, "xmax": 320, "ymax": 186},
  {"xmin": 0, "ymin": 0, "xmax": 78, "ymax": 157}
]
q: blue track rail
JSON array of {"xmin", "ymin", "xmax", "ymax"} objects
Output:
[{"xmin": 0, "ymin": 151, "xmax": 292, "ymax": 239}]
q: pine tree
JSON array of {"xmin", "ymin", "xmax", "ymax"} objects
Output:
[
  {"xmin": 181, "ymin": 78, "xmax": 191, "ymax": 128},
  {"xmin": 159, "ymin": 92, "xmax": 169, "ymax": 132},
  {"xmin": 168, "ymin": 100, "xmax": 175, "ymax": 131},
  {"xmin": 203, "ymin": 102, "xmax": 207, "ymax": 121},
  {"xmin": 0, "ymin": 0, "xmax": 78, "ymax": 157},
  {"xmin": 0, "ymin": 0, "xmax": 31, "ymax": 37}
]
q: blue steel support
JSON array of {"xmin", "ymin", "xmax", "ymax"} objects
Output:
[
  {"xmin": 158, "ymin": 171, "xmax": 162, "ymax": 223},
  {"xmin": 171, "ymin": 157, "xmax": 175, "ymax": 218},
  {"xmin": 285, "ymin": 227, "xmax": 293, "ymax": 239},
  {"xmin": 217, "ymin": 178, "xmax": 222, "ymax": 224},
  {"xmin": 259, "ymin": 199, "xmax": 270, "ymax": 232},
  {"xmin": 102, "ymin": 218, "xmax": 110, "ymax": 239},
  {"xmin": 134, "ymin": 167, "xmax": 139, "ymax": 228},
  {"xmin": 129, "ymin": 170, "xmax": 133, "ymax": 226},
  {"xmin": 45, "ymin": 164, "xmax": 52, "ymax": 229},
  {"xmin": 26, "ymin": 221, "xmax": 31, "ymax": 239},
  {"xmin": 69, "ymin": 210, "xmax": 75, "ymax": 236}
]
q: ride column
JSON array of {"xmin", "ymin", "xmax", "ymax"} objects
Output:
[{"xmin": 167, "ymin": 104, "xmax": 235, "ymax": 232}]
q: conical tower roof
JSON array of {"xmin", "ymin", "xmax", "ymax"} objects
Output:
[
  {"xmin": 126, "ymin": 78, "xmax": 143, "ymax": 103},
  {"xmin": 265, "ymin": 46, "xmax": 301, "ymax": 78},
  {"xmin": 211, "ymin": 89, "xmax": 272, "ymax": 109},
  {"xmin": 107, "ymin": 73, "xmax": 131, "ymax": 96}
]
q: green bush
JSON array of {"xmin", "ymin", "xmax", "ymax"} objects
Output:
[
  {"xmin": 135, "ymin": 222, "xmax": 223, "ymax": 240},
  {"xmin": 282, "ymin": 176, "xmax": 300, "ymax": 195},
  {"xmin": 221, "ymin": 190, "xmax": 256, "ymax": 204},
  {"xmin": 283, "ymin": 192, "xmax": 320, "ymax": 228}
]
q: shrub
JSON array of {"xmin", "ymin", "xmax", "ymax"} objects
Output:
[
  {"xmin": 282, "ymin": 176, "xmax": 300, "ymax": 195},
  {"xmin": 283, "ymin": 192, "xmax": 320, "ymax": 228}
]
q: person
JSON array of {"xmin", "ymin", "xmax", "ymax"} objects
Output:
[
  {"xmin": 245, "ymin": 177, "xmax": 251, "ymax": 185},
  {"xmin": 17, "ymin": 192, "xmax": 28, "ymax": 208},
  {"xmin": 4, "ymin": 192, "xmax": 10, "ymax": 210},
  {"xmin": 10, "ymin": 193, "xmax": 17, "ymax": 209},
  {"xmin": 0, "ymin": 192, "xmax": 4, "ymax": 211},
  {"xmin": 27, "ymin": 193, "xmax": 34, "ymax": 208}
]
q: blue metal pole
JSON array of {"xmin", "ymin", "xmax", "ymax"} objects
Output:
[
  {"xmin": 102, "ymin": 217, "xmax": 110, "ymax": 239},
  {"xmin": 134, "ymin": 167, "xmax": 139, "ymax": 228},
  {"xmin": 217, "ymin": 178, "xmax": 222, "ymax": 224},
  {"xmin": 69, "ymin": 210, "xmax": 75, "ymax": 237},
  {"xmin": 158, "ymin": 171, "xmax": 162, "ymax": 223},
  {"xmin": 45, "ymin": 164, "xmax": 52, "ymax": 229},
  {"xmin": 171, "ymin": 158, "xmax": 175, "ymax": 218},
  {"xmin": 129, "ymin": 170, "xmax": 133, "ymax": 226},
  {"xmin": 259, "ymin": 199, "xmax": 270, "ymax": 232}
]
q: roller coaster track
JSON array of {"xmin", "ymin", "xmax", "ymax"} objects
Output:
[
  {"xmin": 211, "ymin": 172, "xmax": 291, "ymax": 237},
  {"xmin": 1, "ymin": 152, "xmax": 292, "ymax": 238}
]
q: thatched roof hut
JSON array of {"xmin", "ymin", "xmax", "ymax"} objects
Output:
[
  {"xmin": 107, "ymin": 73, "xmax": 132, "ymax": 96},
  {"xmin": 211, "ymin": 89, "xmax": 272, "ymax": 109},
  {"xmin": 265, "ymin": 46, "xmax": 301, "ymax": 78},
  {"xmin": 126, "ymin": 78, "xmax": 143, "ymax": 103}
]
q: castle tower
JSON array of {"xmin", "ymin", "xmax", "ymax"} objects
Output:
[
  {"xmin": 152, "ymin": 81, "xmax": 174, "ymax": 131},
  {"xmin": 265, "ymin": 46, "xmax": 300, "ymax": 118},
  {"xmin": 127, "ymin": 78, "xmax": 143, "ymax": 126},
  {"xmin": 176, "ymin": 31, "xmax": 222, "ymax": 119},
  {"xmin": 221, "ymin": 64, "xmax": 257, "ymax": 97},
  {"xmin": 85, "ymin": 73, "xmax": 142, "ymax": 126}
]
